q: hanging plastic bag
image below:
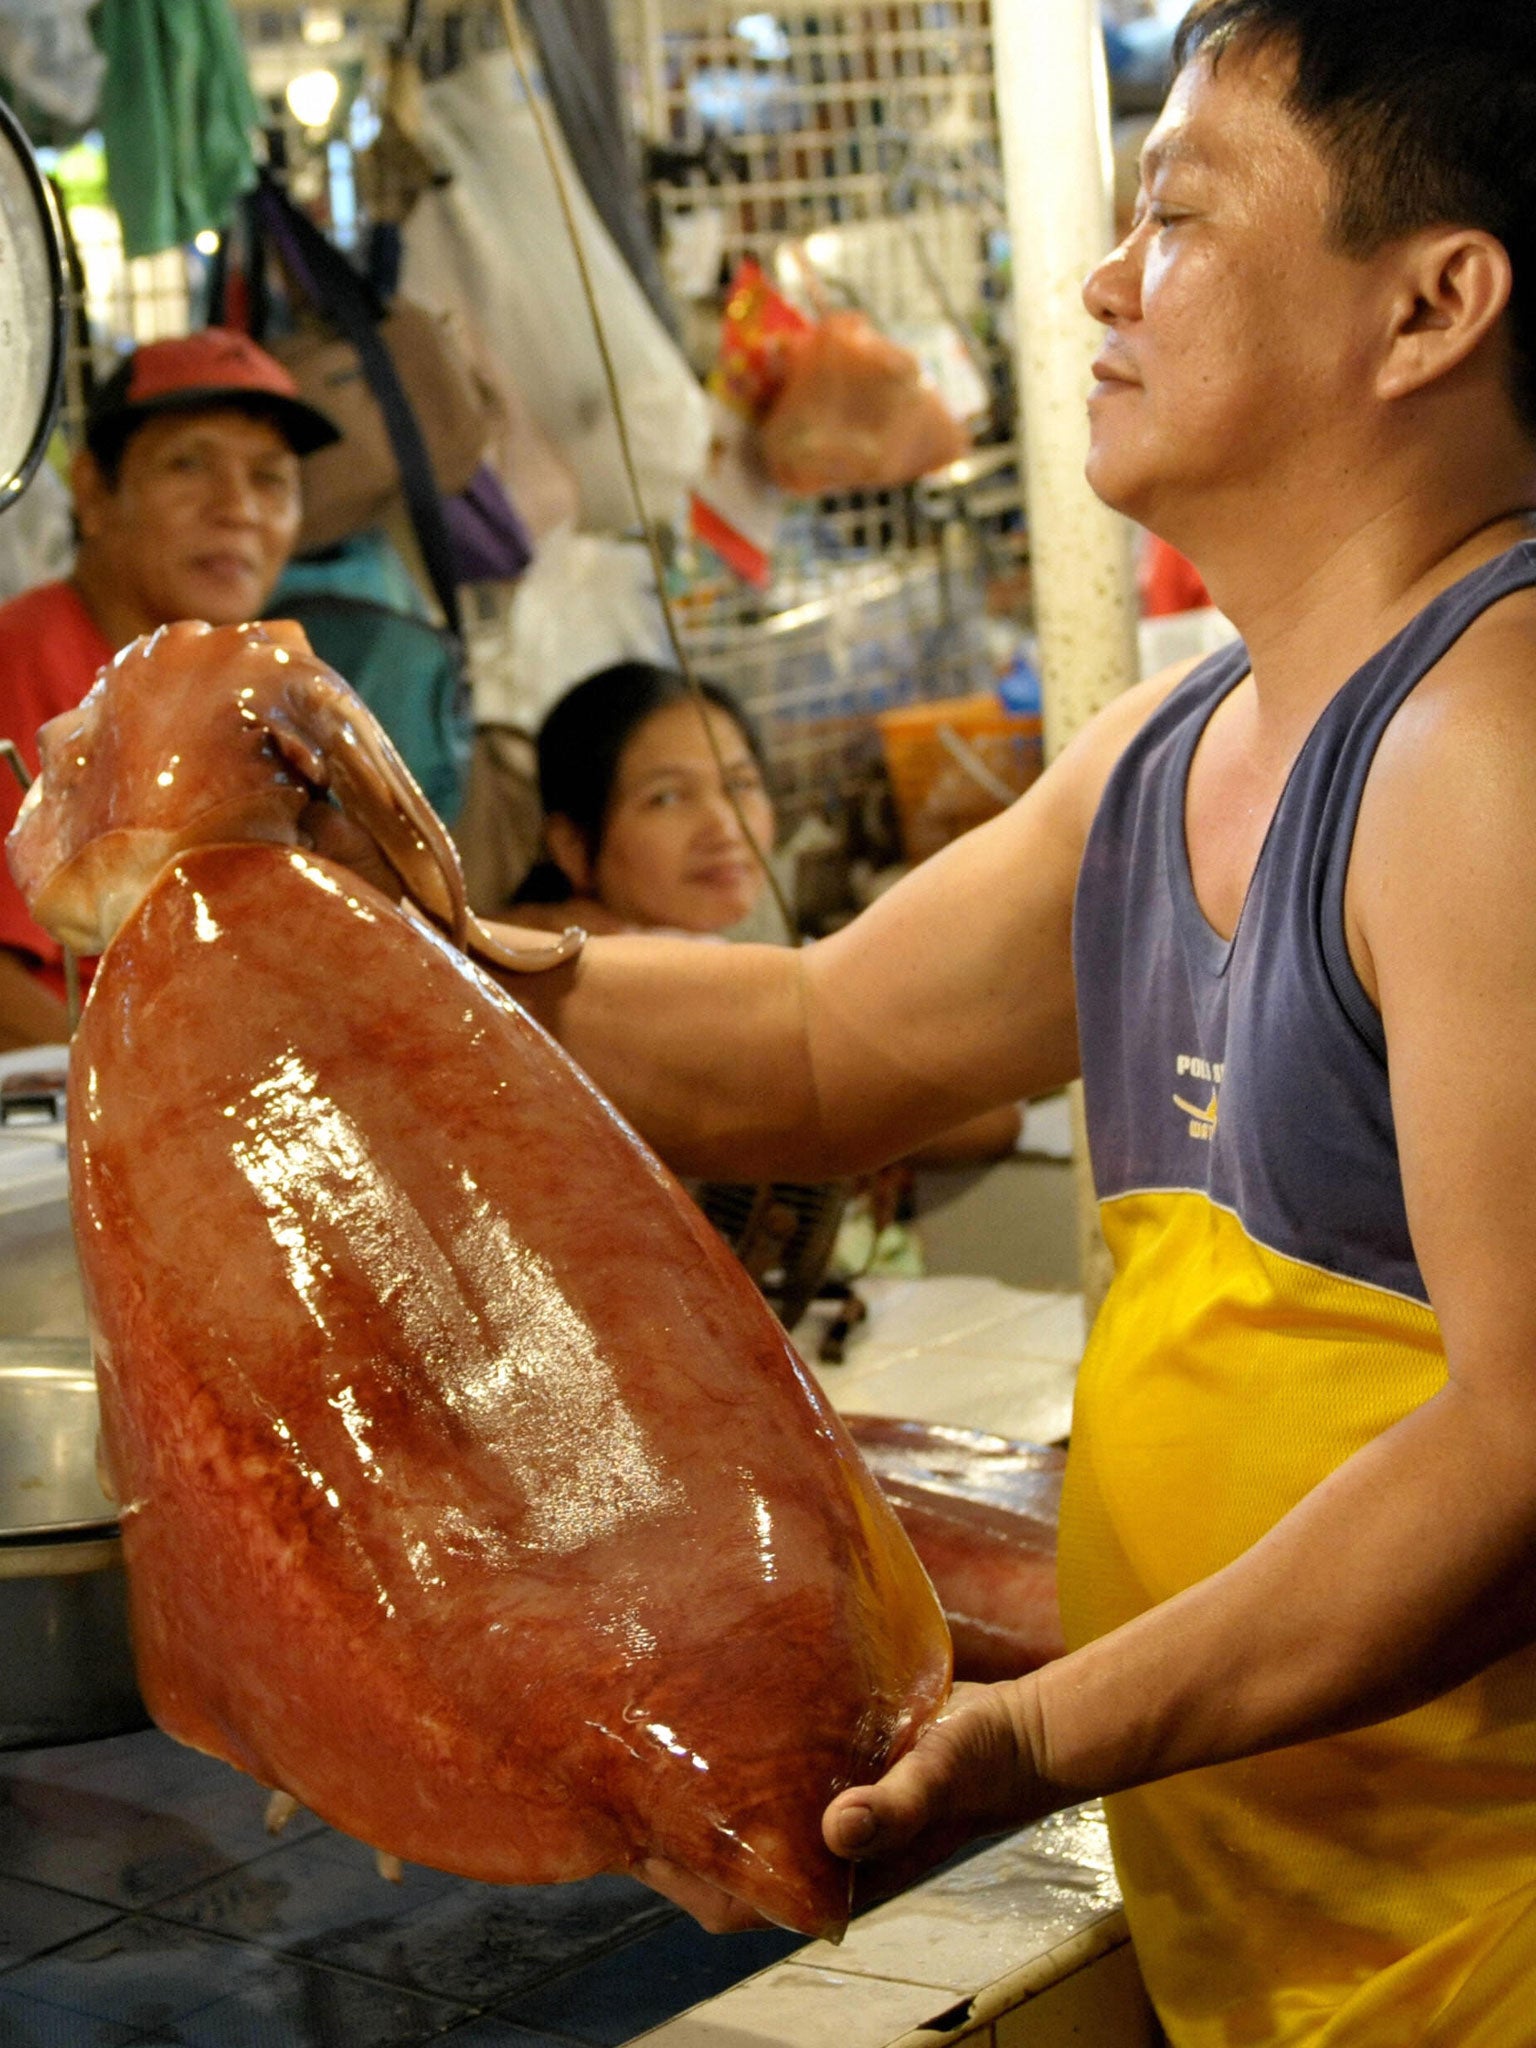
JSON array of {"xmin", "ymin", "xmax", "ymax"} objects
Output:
[
  {"xmin": 400, "ymin": 52, "xmax": 709, "ymax": 534},
  {"xmin": 250, "ymin": 175, "xmax": 496, "ymax": 568},
  {"xmin": 470, "ymin": 523, "xmax": 670, "ymax": 734},
  {"xmin": 759, "ymin": 309, "xmax": 969, "ymax": 497}
]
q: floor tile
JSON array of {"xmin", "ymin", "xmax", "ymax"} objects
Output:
[
  {"xmin": 497, "ymin": 1915, "xmax": 805, "ymax": 2045},
  {"xmin": 435, "ymin": 2022, "xmax": 587, "ymax": 2047},
  {"xmin": 0, "ymin": 1914, "xmax": 276, "ymax": 2032},
  {"xmin": 5, "ymin": 1732, "xmax": 226, "ymax": 1802},
  {"xmin": 990, "ymin": 1942, "xmax": 1157, "ymax": 2048},
  {"xmin": 815, "ymin": 1348, "xmax": 1076, "ymax": 1446},
  {"xmin": 167, "ymin": 1953, "xmax": 472, "ymax": 2048},
  {"xmin": 0, "ymin": 1774, "xmax": 250, "ymax": 1912},
  {"xmin": 0, "ymin": 1983, "xmax": 143, "ymax": 2045},
  {"xmin": 152, "ymin": 1828, "xmax": 460, "ymax": 1951},
  {"xmin": 0, "ymin": 1872, "xmax": 120, "ymax": 1968},
  {"xmin": 792, "ymin": 1810, "xmax": 1120, "ymax": 1995},
  {"xmin": 2, "ymin": 1733, "xmax": 324, "ymax": 1858},
  {"xmin": 922, "ymin": 1363, "xmax": 1077, "ymax": 1450},
  {"xmin": 934, "ymin": 1294, "xmax": 1086, "ymax": 1367},
  {"xmin": 285, "ymin": 1871, "xmax": 674, "ymax": 2006},
  {"xmin": 852, "ymin": 1277, "xmax": 1059, "ymax": 1355},
  {"xmin": 161, "ymin": 1832, "xmax": 674, "ymax": 2006}
]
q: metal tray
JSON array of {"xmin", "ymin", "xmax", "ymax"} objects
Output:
[{"xmin": 0, "ymin": 1337, "xmax": 117, "ymax": 1544}]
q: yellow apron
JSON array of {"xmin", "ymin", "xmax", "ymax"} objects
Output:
[{"xmin": 1061, "ymin": 1193, "xmax": 1536, "ymax": 2047}]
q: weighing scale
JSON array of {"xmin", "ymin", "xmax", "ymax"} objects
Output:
[{"xmin": 0, "ymin": 93, "xmax": 66, "ymax": 506}]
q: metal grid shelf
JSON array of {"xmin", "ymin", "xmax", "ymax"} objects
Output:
[
  {"xmin": 678, "ymin": 554, "xmax": 993, "ymax": 830},
  {"xmin": 618, "ymin": 0, "xmax": 1023, "ymax": 819}
]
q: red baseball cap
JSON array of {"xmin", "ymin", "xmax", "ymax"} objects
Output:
[{"xmin": 85, "ymin": 328, "xmax": 341, "ymax": 459}]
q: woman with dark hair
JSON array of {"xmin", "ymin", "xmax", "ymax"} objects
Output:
[{"xmin": 516, "ymin": 662, "xmax": 777, "ymax": 937}]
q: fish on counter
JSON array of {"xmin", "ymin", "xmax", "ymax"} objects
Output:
[
  {"xmin": 846, "ymin": 1416, "xmax": 1066, "ymax": 1684},
  {"xmin": 5, "ymin": 619, "xmax": 951, "ymax": 1940}
]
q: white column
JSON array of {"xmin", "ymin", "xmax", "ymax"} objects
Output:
[
  {"xmin": 634, "ymin": 0, "xmax": 668, "ymax": 144},
  {"xmin": 992, "ymin": 0, "xmax": 1139, "ymax": 760},
  {"xmin": 992, "ymin": 0, "xmax": 1140, "ymax": 1312}
]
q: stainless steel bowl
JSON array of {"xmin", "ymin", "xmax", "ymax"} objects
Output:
[{"xmin": 0, "ymin": 1337, "xmax": 149, "ymax": 1748}]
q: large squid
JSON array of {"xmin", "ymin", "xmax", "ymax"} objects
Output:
[{"xmin": 6, "ymin": 619, "xmax": 950, "ymax": 1938}]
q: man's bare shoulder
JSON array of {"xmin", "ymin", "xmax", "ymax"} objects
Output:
[
  {"xmin": 1350, "ymin": 587, "xmax": 1536, "ymax": 1000},
  {"xmin": 1370, "ymin": 584, "xmax": 1536, "ymax": 787}
]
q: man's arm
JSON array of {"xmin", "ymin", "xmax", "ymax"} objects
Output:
[
  {"xmin": 0, "ymin": 944, "xmax": 68, "ymax": 1051},
  {"xmin": 485, "ymin": 675, "xmax": 1175, "ymax": 1181},
  {"xmin": 822, "ymin": 612, "xmax": 1536, "ymax": 1884}
]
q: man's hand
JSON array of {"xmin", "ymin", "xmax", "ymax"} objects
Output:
[
  {"xmin": 632, "ymin": 1682, "xmax": 1060, "ymax": 1940},
  {"xmin": 824, "ymin": 1679, "xmax": 1062, "ymax": 1906},
  {"xmin": 297, "ymin": 799, "xmax": 401, "ymax": 904}
]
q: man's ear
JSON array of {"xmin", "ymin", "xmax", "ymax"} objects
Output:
[
  {"xmin": 69, "ymin": 446, "xmax": 113, "ymax": 542},
  {"xmin": 544, "ymin": 813, "xmax": 594, "ymax": 894},
  {"xmin": 1377, "ymin": 228, "xmax": 1514, "ymax": 404}
]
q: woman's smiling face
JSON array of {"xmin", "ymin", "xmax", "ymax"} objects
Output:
[{"xmin": 584, "ymin": 699, "xmax": 776, "ymax": 933}]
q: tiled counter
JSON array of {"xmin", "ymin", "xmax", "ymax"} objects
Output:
[
  {"xmin": 0, "ymin": 1738, "xmax": 1158, "ymax": 2048},
  {"xmin": 0, "ymin": 1736, "xmax": 1163, "ymax": 2048},
  {"xmin": 630, "ymin": 1809, "xmax": 1158, "ymax": 2048},
  {"xmin": 0, "ymin": 1728, "xmax": 806, "ymax": 2046}
]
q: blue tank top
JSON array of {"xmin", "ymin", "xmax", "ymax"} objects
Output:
[
  {"xmin": 1076, "ymin": 536, "xmax": 1536, "ymax": 1305},
  {"xmin": 1060, "ymin": 538, "xmax": 1536, "ymax": 2048}
]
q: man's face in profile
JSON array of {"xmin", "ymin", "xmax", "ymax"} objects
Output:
[
  {"xmin": 1082, "ymin": 42, "xmax": 1391, "ymax": 537},
  {"xmin": 75, "ymin": 407, "xmax": 302, "ymax": 630}
]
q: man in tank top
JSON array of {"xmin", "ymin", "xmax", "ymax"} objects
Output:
[{"xmin": 309, "ymin": 3, "xmax": 1536, "ymax": 2040}]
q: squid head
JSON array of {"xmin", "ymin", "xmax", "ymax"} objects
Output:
[{"xmin": 6, "ymin": 618, "xmax": 579, "ymax": 973}]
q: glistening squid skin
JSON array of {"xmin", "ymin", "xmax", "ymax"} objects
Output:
[{"xmin": 7, "ymin": 620, "xmax": 951, "ymax": 1938}]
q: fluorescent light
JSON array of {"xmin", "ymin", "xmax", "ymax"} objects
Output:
[
  {"xmin": 193, "ymin": 229, "xmax": 220, "ymax": 256},
  {"xmin": 735, "ymin": 13, "xmax": 790, "ymax": 61},
  {"xmin": 301, "ymin": 6, "xmax": 345, "ymax": 44},
  {"xmin": 286, "ymin": 68, "xmax": 341, "ymax": 129}
]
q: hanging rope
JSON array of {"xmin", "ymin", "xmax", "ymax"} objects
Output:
[{"xmin": 489, "ymin": 0, "xmax": 799, "ymax": 943}]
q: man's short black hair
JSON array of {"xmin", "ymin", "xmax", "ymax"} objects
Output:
[{"xmin": 1173, "ymin": 0, "xmax": 1536, "ymax": 435}]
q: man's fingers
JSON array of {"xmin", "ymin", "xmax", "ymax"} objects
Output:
[
  {"xmin": 824, "ymin": 1735, "xmax": 951, "ymax": 1861},
  {"xmin": 823, "ymin": 1681, "xmax": 1053, "ymax": 1889},
  {"xmin": 825, "ymin": 1796, "xmax": 880, "ymax": 1857},
  {"xmin": 297, "ymin": 801, "xmax": 401, "ymax": 901}
]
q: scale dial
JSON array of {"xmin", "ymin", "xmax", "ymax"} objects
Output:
[{"xmin": 0, "ymin": 95, "xmax": 64, "ymax": 507}]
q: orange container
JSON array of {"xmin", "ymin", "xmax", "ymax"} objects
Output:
[{"xmin": 877, "ymin": 692, "xmax": 1043, "ymax": 862}]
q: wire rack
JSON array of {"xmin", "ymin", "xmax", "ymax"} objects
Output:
[
  {"xmin": 624, "ymin": 0, "xmax": 1003, "ymax": 343},
  {"xmin": 679, "ymin": 550, "xmax": 990, "ymax": 821},
  {"xmin": 613, "ymin": 0, "xmax": 1026, "ymax": 831}
]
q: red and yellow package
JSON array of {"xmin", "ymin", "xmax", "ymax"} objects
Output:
[{"xmin": 690, "ymin": 261, "xmax": 810, "ymax": 588}]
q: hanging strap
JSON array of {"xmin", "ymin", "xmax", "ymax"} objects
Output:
[{"xmin": 252, "ymin": 172, "xmax": 463, "ymax": 641}]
